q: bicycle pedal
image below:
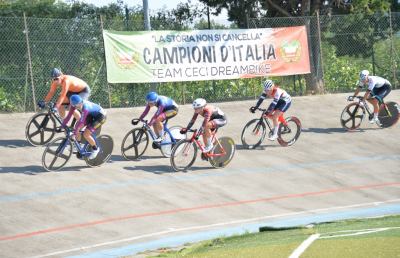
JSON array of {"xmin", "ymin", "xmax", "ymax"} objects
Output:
[
  {"xmin": 76, "ymin": 152, "xmax": 83, "ymax": 159},
  {"xmin": 152, "ymin": 142, "xmax": 160, "ymax": 149},
  {"xmin": 200, "ymin": 153, "xmax": 209, "ymax": 161}
]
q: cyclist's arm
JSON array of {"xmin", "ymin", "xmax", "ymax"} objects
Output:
[
  {"xmin": 266, "ymin": 94, "xmax": 280, "ymax": 113},
  {"xmin": 138, "ymin": 104, "xmax": 150, "ymax": 121},
  {"xmin": 62, "ymin": 106, "xmax": 76, "ymax": 128},
  {"xmin": 44, "ymin": 82, "xmax": 57, "ymax": 102},
  {"xmin": 254, "ymin": 93, "xmax": 267, "ymax": 108},
  {"xmin": 55, "ymin": 81, "xmax": 70, "ymax": 109},
  {"xmin": 186, "ymin": 113, "xmax": 198, "ymax": 130},
  {"xmin": 74, "ymin": 109, "xmax": 88, "ymax": 135}
]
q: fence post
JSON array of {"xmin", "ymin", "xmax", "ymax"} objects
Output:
[
  {"xmin": 316, "ymin": 12, "xmax": 325, "ymax": 90},
  {"xmin": 389, "ymin": 10, "xmax": 398, "ymax": 87},
  {"xmin": 23, "ymin": 12, "xmax": 36, "ymax": 112},
  {"xmin": 100, "ymin": 15, "xmax": 112, "ymax": 108}
]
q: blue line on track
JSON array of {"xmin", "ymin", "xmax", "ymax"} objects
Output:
[
  {"xmin": 67, "ymin": 203, "xmax": 400, "ymax": 258},
  {"xmin": 1, "ymin": 154, "xmax": 399, "ymax": 203}
]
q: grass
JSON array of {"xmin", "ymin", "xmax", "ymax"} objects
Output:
[{"xmin": 137, "ymin": 215, "xmax": 400, "ymax": 258}]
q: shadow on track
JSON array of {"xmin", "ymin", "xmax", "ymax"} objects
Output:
[
  {"xmin": 302, "ymin": 127, "xmax": 381, "ymax": 134},
  {"xmin": 0, "ymin": 165, "xmax": 87, "ymax": 175},
  {"xmin": 0, "ymin": 139, "xmax": 33, "ymax": 148}
]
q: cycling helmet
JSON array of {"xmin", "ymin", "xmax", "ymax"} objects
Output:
[
  {"xmin": 146, "ymin": 91, "xmax": 158, "ymax": 103},
  {"xmin": 70, "ymin": 94, "xmax": 83, "ymax": 106},
  {"xmin": 263, "ymin": 79, "xmax": 274, "ymax": 91},
  {"xmin": 51, "ymin": 68, "xmax": 62, "ymax": 78},
  {"xmin": 359, "ymin": 70, "xmax": 369, "ymax": 81},
  {"xmin": 192, "ymin": 98, "xmax": 206, "ymax": 109}
]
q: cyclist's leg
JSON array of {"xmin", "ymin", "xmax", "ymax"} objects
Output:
[
  {"xmin": 203, "ymin": 118, "xmax": 226, "ymax": 151},
  {"xmin": 369, "ymin": 85, "xmax": 390, "ymax": 120},
  {"xmin": 154, "ymin": 106, "xmax": 178, "ymax": 137},
  {"xmin": 86, "ymin": 113, "xmax": 106, "ymax": 157},
  {"xmin": 271, "ymin": 100, "xmax": 291, "ymax": 138}
]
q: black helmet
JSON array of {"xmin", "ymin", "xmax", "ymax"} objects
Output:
[{"xmin": 51, "ymin": 68, "xmax": 62, "ymax": 78}]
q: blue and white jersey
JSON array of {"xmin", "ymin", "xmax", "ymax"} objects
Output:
[{"xmin": 358, "ymin": 75, "xmax": 391, "ymax": 91}]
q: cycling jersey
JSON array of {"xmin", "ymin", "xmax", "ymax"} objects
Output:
[
  {"xmin": 139, "ymin": 96, "xmax": 179, "ymax": 125},
  {"xmin": 63, "ymin": 101, "xmax": 106, "ymax": 135},
  {"xmin": 45, "ymin": 75, "xmax": 90, "ymax": 109},
  {"xmin": 255, "ymin": 87, "xmax": 292, "ymax": 113},
  {"xmin": 187, "ymin": 105, "xmax": 227, "ymax": 129},
  {"xmin": 358, "ymin": 76, "xmax": 391, "ymax": 91}
]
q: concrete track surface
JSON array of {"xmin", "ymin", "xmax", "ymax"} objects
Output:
[{"xmin": 0, "ymin": 91, "xmax": 399, "ymax": 258}]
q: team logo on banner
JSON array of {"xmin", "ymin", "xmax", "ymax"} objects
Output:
[
  {"xmin": 112, "ymin": 43, "xmax": 139, "ymax": 69},
  {"xmin": 280, "ymin": 40, "xmax": 301, "ymax": 63}
]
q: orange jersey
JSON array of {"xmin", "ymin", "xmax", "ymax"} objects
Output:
[{"xmin": 44, "ymin": 75, "xmax": 89, "ymax": 108}]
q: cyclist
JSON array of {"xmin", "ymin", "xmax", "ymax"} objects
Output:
[
  {"xmin": 250, "ymin": 79, "xmax": 292, "ymax": 141},
  {"xmin": 180, "ymin": 98, "xmax": 227, "ymax": 153},
  {"xmin": 62, "ymin": 95, "xmax": 106, "ymax": 159},
  {"xmin": 38, "ymin": 68, "xmax": 91, "ymax": 119},
  {"xmin": 133, "ymin": 92, "xmax": 179, "ymax": 142},
  {"xmin": 349, "ymin": 70, "xmax": 392, "ymax": 124}
]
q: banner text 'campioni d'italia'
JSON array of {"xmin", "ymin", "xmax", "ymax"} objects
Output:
[{"xmin": 103, "ymin": 27, "xmax": 310, "ymax": 83}]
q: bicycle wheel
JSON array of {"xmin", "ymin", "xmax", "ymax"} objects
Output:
[
  {"xmin": 209, "ymin": 137, "xmax": 236, "ymax": 168},
  {"xmin": 170, "ymin": 139, "xmax": 198, "ymax": 172},
  {"xmin": 121, "ymin": 128, "xmax": 149, "ymax": 160},
  {"xmin": 26, "ymin": 112, "xmax": 57, "ymax": 146},
  {"xmin": 85, "ymin": 135, "xmax": 114, "ymax": 167},
  {"xmin": 42, "ymin": 137, "xmax": 72, "ymax": 171},
  {"xmin": 241, "ymin": 119, "xmax": 266, "ymax": 149},
  {"xmin": 378, "ymin": 102, "xmax": 400, "ymax": 128},
  {"xmin": 160, "ymin": 126, "xmax": 183, "ymax": 158},
  {"xmin": 277, "ymin": 116, "xmax": 302, "ymax": 147},
  {"xmin": 340, "ymin": 103, "xmax": 365, "ymax": 130}
]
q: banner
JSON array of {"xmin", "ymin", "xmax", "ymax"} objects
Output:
[{"xmin": 103, "ymin": 26, "xmax": 310, "ymax": 83}]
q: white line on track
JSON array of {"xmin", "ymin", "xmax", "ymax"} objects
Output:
[
  {"xmin": 30, "ymin": 199, "xmax": 400, "ymax": 258},
  {"xmin": 320, "ymin": 226, "xmax": 400, "ymax": 239},
  {"xmin": 289, "ymin": 234, "xmax": 320, "ymax": 258}
]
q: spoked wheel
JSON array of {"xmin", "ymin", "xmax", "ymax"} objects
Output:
[
  {"xmin": 277, "ymin": 117, "xmax": 302, "ymax": 147},
  {"xmin": 378, "ymin": 102, "xmax": 400, "ymax": 128},
  {"xmin": 170, "ymin": 139, "xmax": 198, "ymax": 172},
  {"xmin": 209, "ymin": 137, "xmax": 236, "ymax": 168},
  {"xmin": 121, "ymin": 128, "xmax": 149, "ymax": 160},
  {"xmin": 340, "ymin": 103, "xmax": 365, "ymax": 130},
  {"xmin": 160, "ymin": 126, "xmax": 184, "ymax": 158},
  {"xmin": 85, "ymin": 135, "xmax": 114, "ymax": 167},
  {"xmin": 241, "ymin": 119, "xmax": 266, "ymax": 149},
  {"xmin": 26, "ymin": 113, "xmax": 57, "ymax": 146},
  {"xmin": 42, "ymin": 137, "xmax": 72, "ymax": 171}
]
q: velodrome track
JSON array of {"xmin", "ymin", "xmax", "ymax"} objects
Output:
[{"xmin": 0, "ymin": 91, "xmax": 399, "ymax": 258}]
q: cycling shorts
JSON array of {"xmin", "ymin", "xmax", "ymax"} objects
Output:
[
  {"xmin": 164, "ymin": 106, "xmax": 179, "ymax": 119},
  {"xmin": 86, "ymin": 113, "xmax": 106, "ymax": 133},
  {"xmin": 371, "ymin": 83, "xmax": 391, "ymax": 102},
  {"xmin": 275, "ymin": 99, "xmax": 291, "ymax": 112},
  {"xmin": 64, "ymin": 86, "xmax": 91, "ymax": 105}
]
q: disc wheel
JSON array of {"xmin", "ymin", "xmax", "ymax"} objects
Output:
[
  {"xmin": 85, "ymin": 135, "xmax": 114, "ymax": 167},
  {"xmin": 121, "ymin": 128, "xmax": 149, "ymax": 160},
  {"xmin": 209, "ymin": 137, "xmax": 236, "ymax": 168},
  {"xmin": 277, "ymin": 117, "xmax": 302, "ymax": 147},
  {"xmin": 241, "ymin": 119, "xmax": 266, "ymax": 149},
  {"xmin": 378, "ymin": 101, "xmax": 400, "ymax": 128},
  {"xmin": 42, "ymin": 137, "xmax": 72, "ymax": 171},
  {"xmin": 26, "ymin": 113, "xmax": 56, "ymax": 146},
  {"xmin": 160, "ymin": 126, "xmax": 183, "ymax": 158},
  {"xmin": 170, "ymin": 139, "xmax": 197, "ymax": 172},
  {"xmin": 340, "ymin": 103, "xmax": 365, "ymax": 130}
]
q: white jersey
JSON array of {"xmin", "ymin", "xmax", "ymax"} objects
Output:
[
  {"xmin": 358, "ymin": 75, "xmax": 391, "ymax": 91},
  {"xmin": 272, "ymin": 88, "xmax": 292, "ymax": 103}
]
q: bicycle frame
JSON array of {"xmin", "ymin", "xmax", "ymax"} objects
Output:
[
  {"xmin": 256, "ymin": 108, "xmax": 288, "ymax": 132},
  {"xmin": 141, "ymin": 120, "xmax": 179, "ymax": 146},
  {"xmin": 187, "ymin": 129, "xmax": 226, "ymax": 157}
]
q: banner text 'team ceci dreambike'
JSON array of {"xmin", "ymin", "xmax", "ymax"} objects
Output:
[{"xmin": 103, "ymin": 26, "xmax": 310, "ymax": 83}]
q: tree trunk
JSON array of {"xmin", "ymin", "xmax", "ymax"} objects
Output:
[{"xmin": 302, "ymin": 0, "xmax": 324, "ymax": 94}]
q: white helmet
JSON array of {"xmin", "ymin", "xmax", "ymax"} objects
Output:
[
  {"xmin": 359, "ymin": 70, "xmax": 369, "ymax": 81},
  {"xmin": 263, "ymin": 79, "xmax": 274, "ymax": 91},
  {"xmin": 192, "ymin": 98, "xmax": 206, "ymax": 109}
]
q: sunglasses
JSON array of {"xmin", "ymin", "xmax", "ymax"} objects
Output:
[{"xmin": 53, "ymin": 77, "xmax": 60, "ymax": 81}]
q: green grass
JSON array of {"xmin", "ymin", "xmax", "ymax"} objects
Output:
[{"xmin": 140, "ymin": 215, "xmax": 400, "ymax": 258}]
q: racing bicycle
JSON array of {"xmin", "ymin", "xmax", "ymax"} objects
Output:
[
  {"xmin": 241, "ymin": 107, "xmax": 302, "ymax": 149},
  {"xmin": 41, "ymin": 106, "xmax": 113, "ymax": 171},
  {"xmin": 340, "ymin": 96, "xmax": 399, "ymax": 130},
  {"xmin": 170, "ymin": 128, "xmax": 235, "ymax": 172},
  {"xmin": 121, "ymin": 119, "xmax": 183, "ymax": 160}
]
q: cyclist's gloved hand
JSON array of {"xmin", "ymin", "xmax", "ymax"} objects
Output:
[
  {"xmin": 249, "ymin": 106, "xmax": 257, "ymax": 113},
  {"xmin": 347, "ymin": 96, "xmax": 355, "ymax": 101},
  {"xmin": 131, "ymin": 119, "xmax": 139, "ymax": 125},
  {"xmin": 180, "ymin": 128, "xmax": 187, "ymax": 134},
  {"xmin": 37, "ymin": 100, "xmax": 45, "ymax": 109}
]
